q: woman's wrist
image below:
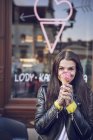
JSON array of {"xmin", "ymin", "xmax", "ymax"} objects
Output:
[
  {"xmin": 66, "ymin": 101, "xmax": 77, "ymax": 114},
  {"xmin": 54, "ymin": 100, "xmax": 63, "ymax": 111}
]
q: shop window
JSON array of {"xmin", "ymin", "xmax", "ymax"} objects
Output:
[{"xmin": 11, "ymin": 0, "xmax": 93, "ymax": 98}]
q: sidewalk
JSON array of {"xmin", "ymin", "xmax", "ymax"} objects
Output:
[{"xmin": 27, "ymin": 128, "xmax": 39, "ymax": 140}]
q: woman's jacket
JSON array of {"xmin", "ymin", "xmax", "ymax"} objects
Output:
[{"xmin": 35, "ymin": 84, "xmax": 93, "ymax": 140}]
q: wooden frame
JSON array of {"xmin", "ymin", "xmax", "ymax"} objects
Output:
[{"xmin": 0, "ymin": 0, "xmax": 37, "ymax": 127}]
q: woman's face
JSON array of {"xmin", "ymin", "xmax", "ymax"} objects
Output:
[{"xmin": 58, "ymin": 59, "xmax": 76, "ymax": 84}]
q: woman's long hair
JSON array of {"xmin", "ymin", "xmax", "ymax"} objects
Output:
[{"xmin": 47, "ymin": 50, "xmax": 90, "ymax": 119}]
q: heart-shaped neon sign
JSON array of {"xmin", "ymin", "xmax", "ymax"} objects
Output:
[
  {"xmin": 34, "ymin": 0, "xmax": 73, "ymax": 53},
  {"xmin": 34, "ymin": 0, "xmax": 73, "ymax": 21}
]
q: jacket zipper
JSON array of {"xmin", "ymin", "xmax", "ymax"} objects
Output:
[
  {"xmin": 57, "ymin": 111, "xmax": 58, "ymax": 118},
  {"xmin": 71, "ymin": 114, "xmax": 83, "ymax": 136}
]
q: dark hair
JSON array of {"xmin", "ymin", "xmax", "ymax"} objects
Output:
[{"xmin": 47, "ymin": 50, "xmax": 90, "ymax": 118}]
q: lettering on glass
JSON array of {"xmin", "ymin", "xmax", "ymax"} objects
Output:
[
  {"xmin": 34, "ymin": 0, "xmax": 73, "ymax": 53},
  {"xmin": 14, "ymin": 73, "xmax": 87, "ymax": 83},
  {"xmin": 14, "ymin": 73, "xmax": 50, "ymax": 82}
]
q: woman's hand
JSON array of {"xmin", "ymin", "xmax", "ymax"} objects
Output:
[
  {"xmin": 62, "ymin": 84, "xmax": 73, "ymax": 106},
  {"xmin": 57, "ymin": 84, "xmax": 73, "ymax": 107}
]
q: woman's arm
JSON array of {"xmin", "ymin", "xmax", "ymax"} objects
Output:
[
  {"xmin": 34, "ymin": 86, "xmax": 60, "ymax": 134},
  {"xmin": 70, "ymin": 92, "xmax": 93, "ymax": 139},
  {"xmin": 72, "ymin": 108, "xmax": 92, "ymax": 139}
]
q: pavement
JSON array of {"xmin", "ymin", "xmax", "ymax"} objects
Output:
[{"xmin": 27, "ymin": 128, "xmax": 39, "ymax": 140}]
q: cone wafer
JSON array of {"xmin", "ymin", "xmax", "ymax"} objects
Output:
[{"xmin": 61, "ymin": 72, "xmax": 72, "ymax": 106}]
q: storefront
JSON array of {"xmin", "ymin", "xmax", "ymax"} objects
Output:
[{"xmin": 0, "ymin": 0, "xmax": 93, "ymax": 127}]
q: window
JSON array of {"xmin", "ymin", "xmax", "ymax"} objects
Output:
[{"xmin": 11, "ymin": 0, "xmax": 93, "ymax": 98}]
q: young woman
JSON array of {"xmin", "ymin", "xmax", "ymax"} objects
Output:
[{"xmin": 35, "ymin": 50, "xmax": 93, "ymax": 140}]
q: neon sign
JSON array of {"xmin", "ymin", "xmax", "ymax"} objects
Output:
[{"xmin": 34, "ymin": 0, "xmax": 73, "ymax": 53}]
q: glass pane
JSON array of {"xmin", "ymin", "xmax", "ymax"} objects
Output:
[{"xmin": 11, "ymin": 0, "xmax": 93, "ymax": 98}]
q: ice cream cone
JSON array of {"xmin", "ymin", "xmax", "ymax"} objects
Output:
[
  {"xmin": 61, "ymin": 72, "xmax": 72, "ymax": 106},
  {"xmin": 62, "ymin": 79, "xmax": 69, "ymax": 84},
  {"xmin": 62, "ymin": 72, "xmax": 71, "ymax": 84}
]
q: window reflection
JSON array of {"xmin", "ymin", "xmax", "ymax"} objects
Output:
[{"xmin": 11, "ymin": 0, "xmax": 93, "ymax": 98}]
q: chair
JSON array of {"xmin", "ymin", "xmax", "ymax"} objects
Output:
[{"xmin": 0, "ymin": 117, "xmax": 28, "ymax": 140}]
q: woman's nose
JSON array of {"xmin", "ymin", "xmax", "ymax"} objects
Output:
[{"xmin": 63, "ymin": 69, "xmax": 68, "ymax": 73}]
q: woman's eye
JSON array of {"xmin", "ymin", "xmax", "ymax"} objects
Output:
[
  {"xmin": 58, "ymin": 67, "xmax": 64, "ymax": 70},
  {"xmin": 68, "ymin": 67, "xmax": 74, "ymax": 70}
]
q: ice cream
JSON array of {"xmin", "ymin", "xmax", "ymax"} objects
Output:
[
  {"xmin": 62, "ymin": 72, "xmax": 71, "ymax": 84},
  {"xmin": 61, "ymin": 72, "xmax": 72, "ymax": 106}
]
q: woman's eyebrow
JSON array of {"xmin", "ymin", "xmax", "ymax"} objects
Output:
[
  {"xmin": 59, "ymin": 65, "xmax": 75, "ymax": 68},
  {"xmin": 68, "ymin": 66, "xmax": 76, "ymax": 68}
]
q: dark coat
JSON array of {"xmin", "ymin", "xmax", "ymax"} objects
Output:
[{"xmin": 35, "ymin": 84, "xmax": 93, "ymax": 140}]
